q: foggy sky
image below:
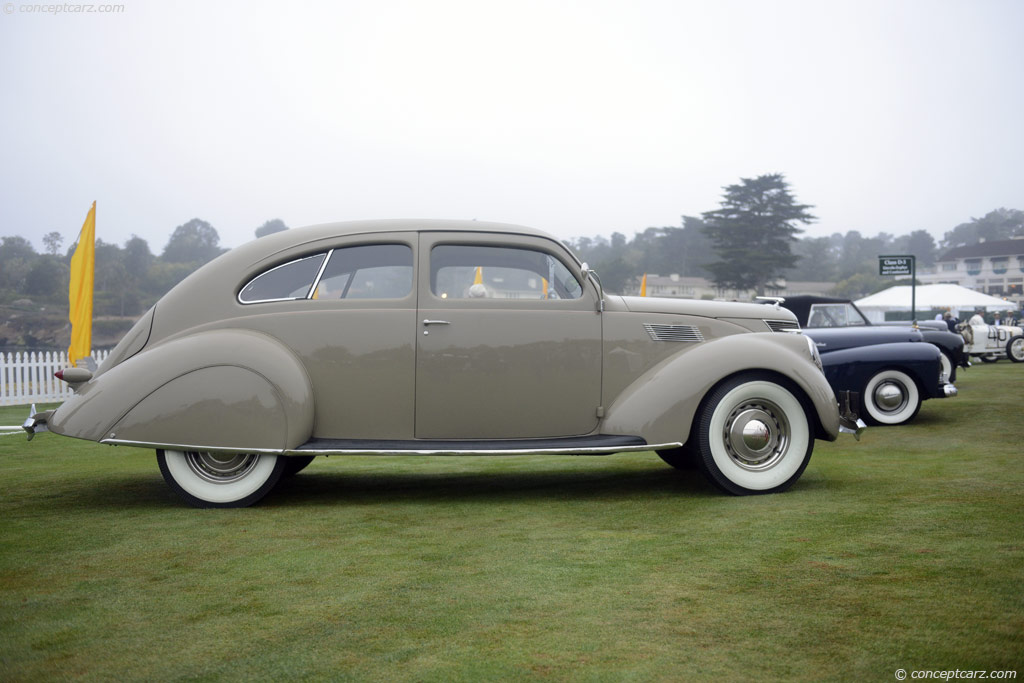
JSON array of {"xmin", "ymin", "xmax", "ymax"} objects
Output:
[{"xmin": 1, "ymin": 0, "xmax": 1022, "ymax": 255}]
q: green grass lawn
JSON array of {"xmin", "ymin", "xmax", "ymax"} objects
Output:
[{"xmin": 1, "ymin": 365, "xmax": 1022, "ymax": 681}]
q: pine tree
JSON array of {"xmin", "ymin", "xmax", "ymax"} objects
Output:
[{"xmin": 702, "ymin": 174, "xmax": 815, "ymax": 295}]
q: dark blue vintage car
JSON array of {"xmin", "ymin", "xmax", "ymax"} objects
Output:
[
  {"xmin": 761, "ymin": 297, "xmax": 958, "ymax": 426},
  {"xmin": 781, "ymin": 295, "xmax": 969, "ymax": 383},
  {"xmin": 806, "ymin": 326, "xmax": 956, "ymax": 425}
]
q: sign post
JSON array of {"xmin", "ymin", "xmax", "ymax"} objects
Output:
[{"xmin": 879, "ymin": 255, "xmax": 916, "ymax": 323}]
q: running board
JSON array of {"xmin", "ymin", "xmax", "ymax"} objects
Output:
[
  {"xmin": 100, "ymin": 434, "xmax": 680, "ymax": 457},
  {"xmin": 288, "ymin": 435, "xmax": 674, "ymax": 457}
]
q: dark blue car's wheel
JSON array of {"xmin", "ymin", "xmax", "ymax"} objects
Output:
[{"xmin": 862, "ymin": 369, "xmax": 921, "ymax": 425}]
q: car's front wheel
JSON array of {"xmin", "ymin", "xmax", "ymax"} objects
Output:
[
  {"xmin": 157, "ymin": 450, "xmax": 286, "ymax": 508},
  {"xmin": 862, "ymin": 369, "xmax": 921, "ymax": 425},
  {"xmin": 1006, "ymin": 336, "xmax": 1024, "ymax": 363},
  {"xmin": 692, "ymin": 374, "xmax": 814, "ymax": 495}
]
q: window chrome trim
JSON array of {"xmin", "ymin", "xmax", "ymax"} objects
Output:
[
  {"xmin": 237, "ymin": 252, "xmax": 328, "ymax": 305},
  {"xmin": 306, "ymin": 248, "xmax": 334, "ymax": 299}
]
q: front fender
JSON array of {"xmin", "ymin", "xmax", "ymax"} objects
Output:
[
  {"xmin": 919, "ymin": 329, "xmax": 968, "ymax": 366},
  {"xmin": 820, "ymin": 342, "xmax": 943, "ymax": 399},
  {"xmin": 49, "ymin": 329, "xmax": 314, "ymax": 452},
  {"xmin": 602, "ymin": 333, "xmax": 840, "ymax": 445}
]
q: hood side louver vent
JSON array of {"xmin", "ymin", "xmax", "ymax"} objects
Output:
[
  {"xmin": 643, "ymin": 323, "xmax": 704, "ymax": 343},
  {"xmin": 765, "ymin": 319, "xmax": 800, "ymax": 333}
]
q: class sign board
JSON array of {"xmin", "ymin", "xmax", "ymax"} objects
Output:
[{"xmin": 879, "ymin": 255, "xmax": 915, "ymax": 277}]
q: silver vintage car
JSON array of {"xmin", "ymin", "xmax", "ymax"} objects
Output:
[{"xmin": 29, "ymin": 220, "xmax": 860, "ymax": 507}]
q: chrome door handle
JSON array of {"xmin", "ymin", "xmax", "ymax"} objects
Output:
[{"xmin": 422, "ymin": 319, "xmax": 450, "ymax": 325}]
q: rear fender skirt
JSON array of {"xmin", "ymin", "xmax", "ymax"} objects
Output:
[{"xmin": 48, "ymin": 329, "xmax": 314, "ymax": 450}]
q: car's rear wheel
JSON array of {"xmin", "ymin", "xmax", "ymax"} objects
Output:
[
  {"xmin": 692, "ymin": 374, "xmax": 813, "ymax": 495},
  {"xmin": 283, "ymin": 455, "xmax": 316, "ymax": 477},
  {"xmin": 862, "ymin": 369, "xmax": 921, "ymax": 425},
  {"xmin": 980, "ymin": 354, "xmax": 999, "ymax": 363},
  {"xmin": 157, "ymin": 449, "xmax": 286, "ymax": 508},
  {"xmin": 1006, "ymin": 336, "xmax": 1024, "ymax": 363}
]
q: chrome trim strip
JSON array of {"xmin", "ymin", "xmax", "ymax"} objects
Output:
[
  {"xmin": 764, "ymin": 319, "xmax": 800, "ymax": 333},
  {"xmin": 643, "ymin": 323, "xmax": 703, "ymax": 343},
  {"xmin": 101, "ymin": 438, "xmax": 284, "ymax": 454},
  {"xmin": 100, "ymin": 438, "xmax": 683, "ymax": 457},
  {"xmin": 306, "ymin": 248, "xmax": 334, "ymax": 299}
]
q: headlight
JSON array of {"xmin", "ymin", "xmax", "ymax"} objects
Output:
[{"xmin": 804, "ymin": 334, "xmax": 823, "ymax": 371}]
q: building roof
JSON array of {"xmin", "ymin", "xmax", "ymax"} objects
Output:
[{"xmin": 938, "ymin": 238, "xmax": 1024, "ymax": 261}]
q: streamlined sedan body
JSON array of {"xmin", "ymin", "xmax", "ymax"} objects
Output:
[{"xmin": 28, "ymin": 220, "xmax": 860, "ymax": 507}]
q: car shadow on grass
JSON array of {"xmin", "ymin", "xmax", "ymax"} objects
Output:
[
  {"xmin": 268, "ymin": 463, "xmax": 718, "ymax": 507},
  {"xmin": 34, "ymin": 460, "xmax": 723, "ymax": 510}
]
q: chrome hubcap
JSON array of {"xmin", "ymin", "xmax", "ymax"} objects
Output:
[
  {"xmin": 1012, "ymin": 340, "xmax": 1024, "ymax": 360},
  {"xmin": 184, "ymin": 451, "xmax": 260, "ymax": 484},
  {"xmin": 724, "ymin": 403, "xmax": 789, "ymax": 471},
  {"xmin": 874, "ymin": 381, "xmax": 906, "ymax": 412}
]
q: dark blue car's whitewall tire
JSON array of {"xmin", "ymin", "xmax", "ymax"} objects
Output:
[
  {"xmin": 157, "ymin": 449, "xmax": 286, "ymax": 508},
  {"xmin": 862, "ymin": 369, "xmax": 921, "ymax": 425}
]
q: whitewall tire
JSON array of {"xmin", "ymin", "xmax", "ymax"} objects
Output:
[
  {"xmin": 862, "ymin": 369, "xmax": 921, "ymax": 426},
  {"xmin": 157, "ymin": 450, "xmax": 286, "ymax": 508},
  {"xmin": 693, "ymin": 374, "xmax": 814, "ymax": 495},
  {"xmin": 1007, "ymin": 336, "xmax": 1024, "ymax": 363}
]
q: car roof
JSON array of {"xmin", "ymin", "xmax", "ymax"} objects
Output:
[
  {"xmin": 265, "ymin": 218, "xmax": 554, "ymax": 244},
  {"xmin": 232, "ymin": 219, "xmax": 565, "ymax": 270}
]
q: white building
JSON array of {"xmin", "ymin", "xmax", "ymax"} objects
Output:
[
  {"xmin": 630, "ymin": 274, "xmax": 835, "ymax": 300},
  {"xmin": 917, "ymin": 237, "xmax": 1024, "ymax": 309}
]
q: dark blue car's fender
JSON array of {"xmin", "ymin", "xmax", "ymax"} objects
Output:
[{"xmin": 817, "ymin": 341, "xmax": 943, "ymax": 399}]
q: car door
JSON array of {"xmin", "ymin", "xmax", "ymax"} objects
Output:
[
  {"xmin": 415, "ymin": 232, "xmax": 602, "ymax": 439},
  {"xmin": 237, "ymin": 233, "xmax": 419, "ymax": 440}
]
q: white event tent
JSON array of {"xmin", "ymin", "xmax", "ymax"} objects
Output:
[{"xmin": 854, "ymin": 284, "xmax": 1015, "ymax": 323}]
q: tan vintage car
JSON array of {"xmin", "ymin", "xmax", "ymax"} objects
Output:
[{"xmin": 28, "ymin": 220, "xmax": 861, "ymax": 507}]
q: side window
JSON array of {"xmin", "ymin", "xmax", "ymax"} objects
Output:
[
  {"xmin": 430, "ymin": 244, "xmax": 582, "ymax": 300},
  {"xmin": 239, "ymin": 253, "xmax": 326, "ymax": 303},
  {"xmin": 808, "ymin": 304, "xmax": 848, "ymax": 327},
  {"xmin": 844, "ymin": 303, "xmax": 867, "ymax": 326},
  {"xmin": 311, "ymin": 244, "xmax": 413, "ymax": 300}
]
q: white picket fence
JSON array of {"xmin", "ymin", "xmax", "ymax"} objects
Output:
[{"xmin": 0, "ymin": 350, "xmax": 110, "ymax": 406}]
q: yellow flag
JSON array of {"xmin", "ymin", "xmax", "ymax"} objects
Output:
[
  {"xmin": 473, "ymin": 266, "xmax": 483, "ymax": 285},
  {"xmin": 68, "ymin": 201, "xmax": 96, "ymax": 366},
  {"xmin": 640, "ymin": 273, "xmax": 648, "ymax": 297}
]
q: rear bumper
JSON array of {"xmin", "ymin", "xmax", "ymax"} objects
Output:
[{"xmin": 22, "ymin": 404, "xmax": 52, "ymax": 441}]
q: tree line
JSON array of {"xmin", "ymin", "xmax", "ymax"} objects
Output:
[
  {"xmin": 3, "ymin": 187, "xmax": 1022, "ymax": 318},
  {"xmin": 0, "ymin": 218, "xmax": 289, "ymax": 317},
  {"xmin": 568, "ymin": 175, "xmax": 1024, "ymax": 297}
]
